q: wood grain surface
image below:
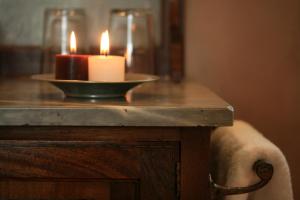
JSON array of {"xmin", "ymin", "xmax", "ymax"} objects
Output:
[{"xmin": 0, "ymin": 127, "xmax": 187, "ymax": 200}]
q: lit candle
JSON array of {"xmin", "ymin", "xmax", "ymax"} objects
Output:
[
  {"xmin": 88, "ymin": 30, "xmax": 125, "ymax": 82},
  {"xmin": 55, "ymin": 31, "xmax": 88, "ymax": 80}
]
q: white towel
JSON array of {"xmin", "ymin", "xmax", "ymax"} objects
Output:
[{"xmin": 210, "ymin": 120, "xmax": 294, "ymax": 200}]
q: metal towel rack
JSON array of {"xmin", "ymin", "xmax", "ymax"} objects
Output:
[{"xmin": 210, "ymin": 160, "xmax": 274, "ymax": 200}]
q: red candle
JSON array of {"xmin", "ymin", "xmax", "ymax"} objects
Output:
[
  {"xmin": 55, "ymin": 31, "xmax": 88, "ymax": 80},
  {"xmin": 55, "ymin": 54, "xmax": 88, "ymax": 80}
]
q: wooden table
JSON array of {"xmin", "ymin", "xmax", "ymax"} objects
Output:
[{"xmin": 0, "ymin": 77, "xmax": 233, "ymax": 200}]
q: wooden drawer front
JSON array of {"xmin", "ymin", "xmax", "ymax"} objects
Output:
[
  {"xmin": 0, "ymin": 141, "xmax": 179, "ymax": 200},
  {"xmin": 0, "ymin": 141, "xmax": 139, "ymax": 179},
  {"xmin": 0, "ymin": 179, "xmax": 138, "ymax": 200}
]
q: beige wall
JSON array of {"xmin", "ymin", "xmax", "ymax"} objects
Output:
[{"xmin": 185, "ymin": 0, "xmax": 300, "ymax": 198}]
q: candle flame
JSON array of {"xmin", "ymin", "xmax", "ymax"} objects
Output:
[
  {"xmin": 100, "ymin": 30, "xmax": 110, "ymax": 56},
  {"xmin": 70, "ymin": 31, "xmax": 77, "ymax": 54}
]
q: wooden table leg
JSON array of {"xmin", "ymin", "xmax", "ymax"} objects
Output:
[{"xmin": 180, "ymin": 127, "xmax": 211, "ymax": 200}]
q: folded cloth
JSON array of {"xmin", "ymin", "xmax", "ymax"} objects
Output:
[{"xmin": 210, "ymin": 120, "xmax": 294, "ymax": 200}]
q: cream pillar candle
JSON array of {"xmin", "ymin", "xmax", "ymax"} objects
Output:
[
  {"xmin": 89, "ymin": 55, "xmax": 125, "ymax": 82},
  {"xmin": 88, "ymin": 30, "xmax": 125, "ymax": 82}
]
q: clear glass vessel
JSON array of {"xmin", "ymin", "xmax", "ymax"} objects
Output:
[
  {"xmin": 41, "ymin": 8, "xmax": 87, "ymax": 73},
  {"xmin": 109, "ymin": 9, "xmax": 154, "ymax": 74}
]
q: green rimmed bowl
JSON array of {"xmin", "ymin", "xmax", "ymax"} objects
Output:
[{"xmin": 31, "ymin": 73, "xmax": 159, "ymax": 98}]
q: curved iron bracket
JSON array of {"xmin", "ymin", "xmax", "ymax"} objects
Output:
[{"xmin": 210, "ymin": 160, "xmax": 274, "ymax": 200}]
